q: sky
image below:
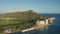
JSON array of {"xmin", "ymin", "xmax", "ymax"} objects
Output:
[{"xmin": 0, "ymin": 0, "xmax": 60, "ymax": 14}]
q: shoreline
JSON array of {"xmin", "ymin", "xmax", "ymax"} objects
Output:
[
  {"xmin": 3, "ymin": 17, "xmax": 55, "ymax": 34},
  {"xmin": 21, "ymin": 26, "xmax": 40, "ymax": 32}
]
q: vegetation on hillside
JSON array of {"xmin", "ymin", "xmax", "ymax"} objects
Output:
[{"xmin": 0, "ymin": 10, "xmax": 45, "ymax": 34}]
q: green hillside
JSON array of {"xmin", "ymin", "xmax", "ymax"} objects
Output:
[
  {"xmin": 0, "ymin": 10, "xmax": 45, "ymax": 26},
  {"xmin": 0, "ymin": 10, "xmax": 45, "ymax": 34}
]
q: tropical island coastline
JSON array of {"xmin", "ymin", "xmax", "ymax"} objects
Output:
[{"xmin": 0, "ymin": 10, "xmax": 55, "ymax": 34}]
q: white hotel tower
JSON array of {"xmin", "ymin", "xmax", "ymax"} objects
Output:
[{"xmin": 45, "ymin": 19, "xmax": 49, "ymax": 25}]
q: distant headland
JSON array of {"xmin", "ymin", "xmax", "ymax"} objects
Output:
[{"xmin": 0, "ymin": 10, "xmax": 55, "ymax": 34}]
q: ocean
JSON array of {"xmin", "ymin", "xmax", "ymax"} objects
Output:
[{"xmin": 13, "ymin": 14, "xmax": 60, "ymax": 34}]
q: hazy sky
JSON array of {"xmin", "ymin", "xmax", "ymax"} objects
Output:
[{"xmin": 0, "ymin": 0, "xmax": 60, "ymax": 13}]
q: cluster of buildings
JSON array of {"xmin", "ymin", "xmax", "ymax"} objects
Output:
[{"xmin": 36, "ymin": 17, "xmax": 55, "ymax": 26}]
